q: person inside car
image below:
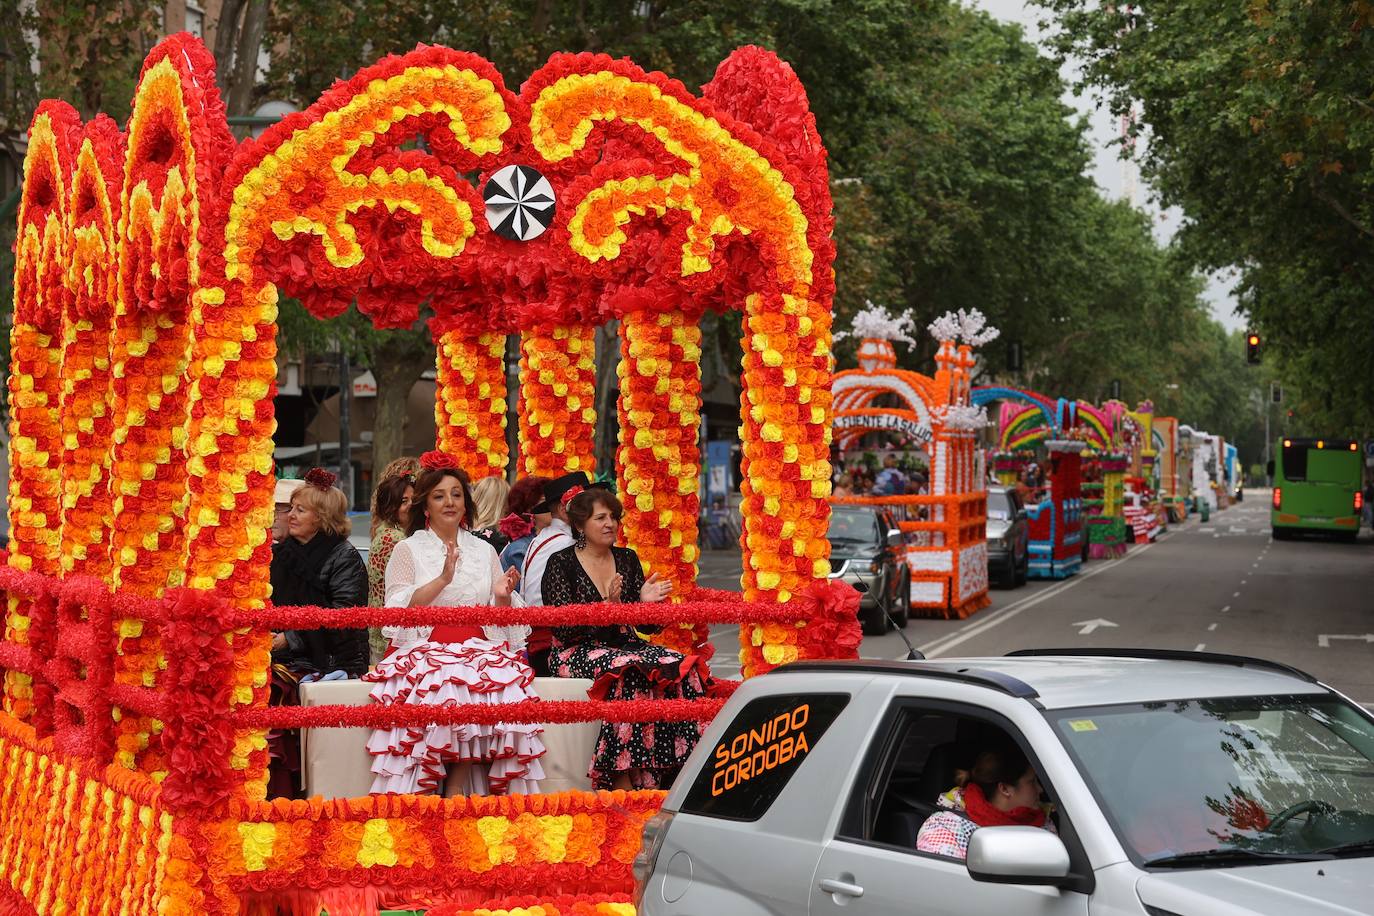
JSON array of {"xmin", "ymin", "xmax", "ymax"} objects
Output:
[{"xmin": 915, "ymin": 743, "xmax": 1054, "ymax": 859}]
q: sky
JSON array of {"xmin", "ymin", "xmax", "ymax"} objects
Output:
[{"xmin": 969, "ymin": 0, "xmax": 1246, "ymax": 331}]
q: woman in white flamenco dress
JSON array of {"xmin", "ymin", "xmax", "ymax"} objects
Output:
[{"xmin": 365, "ymin": 459, "xmax": 545, "ymax": 796}]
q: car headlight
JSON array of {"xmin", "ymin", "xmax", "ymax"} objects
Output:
[{"xmin": 988, "ymin": 536, "xmax": 1005, "ymax": 548}]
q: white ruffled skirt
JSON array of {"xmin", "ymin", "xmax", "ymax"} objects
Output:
[{"xmin": 363, "ymin": 638, "xmax": 546, "ymax": 795}]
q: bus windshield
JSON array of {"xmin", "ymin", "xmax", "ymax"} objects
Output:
[{"xmin": 1282, "ymin": 442, "xmax": 1359, "ymax": 484}]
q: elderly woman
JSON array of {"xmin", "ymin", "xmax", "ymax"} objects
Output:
[
  {"xmin": 269, "ymin": 468, "xmax": 369, "ymax": 679},
  {"xmin": 541, "ymin": 488, "xmax": 708, "ymax": 791},
  {"xmin": 365, "ymin": 452, "xmax": 544, "ymax": 796}
]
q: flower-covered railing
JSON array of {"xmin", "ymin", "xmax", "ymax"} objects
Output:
[{"xmin": 0, "ymin": 564, "xmax": 857, "ymax": 912}]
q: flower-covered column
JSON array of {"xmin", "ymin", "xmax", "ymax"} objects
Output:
[
  {"xmin": 5, "ymin": 102, "xmax": 78, "ymax": 722},
  {"xmin": 617, "ymin": 310, "xmax": 704, "ymax": 656},
  {"xmin": 435, "ymin": 327, "xmax": 509, "ymax": 478},
  {"xmin": 738, "ymin": 293, "xmax": 834, "ymax": 678},
  {"xmin": 59, "ymin": 118, "xmax": 124, "ymax": 582},
  {"xmin": 108, "ymin": 41, "xmax": 235, "ymax": 776},
  {"xmin": 518, "ymin": 325, "xmax": 598, "ymax": 476}
]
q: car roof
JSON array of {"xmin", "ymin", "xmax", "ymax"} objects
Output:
[{"xmin": 783, "ymin": 652, "xmax": 1328, "ymax": 710}]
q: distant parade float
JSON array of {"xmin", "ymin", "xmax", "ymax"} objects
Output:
[
  {"xmin": 831, "ymin": 305, "xmax": 996, "ymax": 619},
  {"xmin": 0, "ymin": 35, "xmax": 864, "ymax": 914}
]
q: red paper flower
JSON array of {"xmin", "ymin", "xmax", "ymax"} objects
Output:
[{"xmin": 420, "ymin": 450, "xmax": 461, "ymax": 471}]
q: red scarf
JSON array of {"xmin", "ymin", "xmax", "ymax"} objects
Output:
[{"xmin": 963, "ymin": 783, "xmax": 1047, "ymax": 829}]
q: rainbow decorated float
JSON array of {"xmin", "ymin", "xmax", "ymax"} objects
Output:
[
  {"xmin": 972, "ymin": 388, "xmax": 1101, "ymax": 578},
  {"xmin": 0, "ymin": 35, "xmax": 862, "ymax": 914},
  {"xmin": 831, "ymin": 306, "xmax": 994, "ymax": 619}
]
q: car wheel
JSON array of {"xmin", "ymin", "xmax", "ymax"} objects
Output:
[
  {"xmin": 861, "ymin": 597, "xmax": 890, "ymax": 637},
  {"xmin": 893, "ymin": 573, "xmax": 910, "ymax": 629},
  {"xmin": 1014, "ymin": 552, "xmax": 1029, "ymax": 586}
]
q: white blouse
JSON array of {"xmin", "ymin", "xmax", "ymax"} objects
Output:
[{"xmin": 382, "ymin": 528, "xmax": 529, "ymax": 651}]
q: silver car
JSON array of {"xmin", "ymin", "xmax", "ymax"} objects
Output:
[{"xmin": 634, "ymin": 650, "xmax": 1374, "ymax": 914}]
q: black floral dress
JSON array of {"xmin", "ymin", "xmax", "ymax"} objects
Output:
[{"xmin": 542, "ymin": 545, "xmax": 708, "ymax": 790}]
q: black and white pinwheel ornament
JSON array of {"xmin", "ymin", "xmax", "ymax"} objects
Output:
[{"xmin": 483, "ymin": 165, "xmax": 556, "ymax": 242}]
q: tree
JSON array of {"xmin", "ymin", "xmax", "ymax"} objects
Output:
[
  {"xmin": 275, "ymin": 299, "xmax": 435, "ymax": 484},
  {"xmin": 1036, "ymin": 0, "xmax": 1374, "ymax": 437}
]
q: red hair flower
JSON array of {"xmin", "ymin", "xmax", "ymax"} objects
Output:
[
  {"xmin": 498, "ymin": 512, "xmax": 534, "ymax": 540},
  {"xmin": 420, "ymin": 449, "xmax": 461, "ymax": 471},
  {"xmin": 303, "ymin": 467, "xmax": 338, "ymax": 491},
  {"xmin": 560, "ymin": 485, "xmax": 584, "ymax": 508}
]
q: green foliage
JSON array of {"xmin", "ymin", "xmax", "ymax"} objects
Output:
[
  {"xmin": 1037, "ymin": 0, "xmax": 1374, "ymax": 438},
  {"xmin": 0, "ymin": 0, "xmax": 1278, "ymax": 462}
]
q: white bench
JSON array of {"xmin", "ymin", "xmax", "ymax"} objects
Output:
[{"xmin": 297, "ymin": 677, "xmax": 601, "ymax": 798}]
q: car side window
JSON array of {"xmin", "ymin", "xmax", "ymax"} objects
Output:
[
  {"xmin": 837, "ymin": 703, "xmax": 1082, "ymax": 866},
  {"xmin": 679, "ymin": 693, "xmax": 849, "ymax": 822}
]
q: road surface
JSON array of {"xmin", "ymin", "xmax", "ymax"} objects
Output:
[{"xmin": 702, "ymin": 490, "xmax": 1374, "ymax": 701}]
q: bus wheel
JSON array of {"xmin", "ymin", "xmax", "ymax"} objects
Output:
[{"xmin": 1272, "ymin": 526, "xmax": 1291, "ymax": 541}]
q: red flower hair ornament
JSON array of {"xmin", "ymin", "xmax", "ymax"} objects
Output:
[
  {"xmin": 498, "ymin": 512, "xmax": 534, "ymax": 540},
  {"xmin": 560, "ymin": 485, "xmax": 585, "ymax": 509},
  {"xmin": 419, "ymin": 449, "xmax": 461, "ymax": 471},
  {"xmin": 303, "ymin": 467, "xmax": 338, "ymax": 491}
]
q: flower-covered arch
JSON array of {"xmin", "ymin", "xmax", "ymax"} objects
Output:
[
  {"xmin": 0, "ymin": 35, "xmax": 851, "ymax": 913},
  {"xmin": 832, "ymin": 307, "xmax": 996, "ymax": 618}
]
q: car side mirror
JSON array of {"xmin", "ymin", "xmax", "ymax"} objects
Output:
[
  {"xmin": 966, "ymin": 827, "xmax": 1071, "ymax": 886},
  {"xmin": 1014, "ymin": 509, "xmax": 1028, "ymax": 521},
  {"xmin": 885, "ymin": 528, "xmax": 903, "ymax": 547}
]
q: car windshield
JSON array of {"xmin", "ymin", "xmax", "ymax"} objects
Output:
[
  {"xmin": 986, "ymin": 491, "xmax": 1013, "ymax": 521},
  {"xmin": 1052, "ymin": 696, "xmax": 1374, "ymax": 864},
  {"xmin": 828, "ymin": 510, "xmax": 877, "ymax": 544}
]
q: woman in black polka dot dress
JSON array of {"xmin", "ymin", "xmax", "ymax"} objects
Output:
[{"xmin": 541, "ymin": 488, "xmax": 708, "ymax": 790}]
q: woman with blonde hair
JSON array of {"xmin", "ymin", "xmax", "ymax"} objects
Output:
[
  {"xmin": 469, "ymin": 474, "xmax": 512, "ymax": 553},
  {"xmin": 269, "ymin": 468, "xmax": 369, "ymax": 677}
]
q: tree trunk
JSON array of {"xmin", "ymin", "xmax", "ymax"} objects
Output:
[
  {"xmin": 593, "ymin": 320, "xmax": 620, "ymax": 474},
  {"xmin": 212, "ymin": 0, "xmax": 247, "ymax": 95},
  {"xmin": 371, "ymin": 335, "xmax": 428, "ymax": 476},
  {"xmin": 227, "ymin": 0, "xmax": 270, "ymax": 117}
]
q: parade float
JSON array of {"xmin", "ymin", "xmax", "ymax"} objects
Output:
[
  {"xmin": 830, "ymin": 305, "xmax": 994, "ymax": 619},
  {"xmin": 972, "ymin": 388, "xmax": 1096, "ymax": 578},
  {"xmin": 1121, "ymin": 403, "xmax": 1167, "ymax": 541},
  {"xmin": 0, "ymin": 35, "xmax": 864, "ymax": 914}
]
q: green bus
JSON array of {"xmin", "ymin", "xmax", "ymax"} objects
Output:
[{"xmin": 1269, "ymin": 437, "xmax": 1365, "ymax": 540}]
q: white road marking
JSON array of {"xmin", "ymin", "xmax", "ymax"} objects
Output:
[
  {"xmin": 919, "ymin": 539, "xmax": 1163, "ymax": 658},
  {"xmin": 1194, "ymin": 643, "xmax": 1207, "ymax": 651},
  {"xmin": 1207, "ymin": 623, "xmax": 1218, "ymax": 632},
  {"xmin": 1072, "ymin": 618, "xmax": 1117, "ymax": 636},
  {"xmin": 1233, "ymin": 591, "xmax": 1241, "ymax": 597},
  {"xmin": 1318, "ymin": 634, "xmax": 1374, "ymax": 648},
  {"xmin": 1241, "ymin": 579, "xmax": 1247, "ymax": 585},
  {"xmin": 1221, "ymin": 605, "xmax": 1231, "ymax": 613}
]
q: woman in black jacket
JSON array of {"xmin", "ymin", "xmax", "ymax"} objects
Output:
[
  {"xmin": 270, "ymin": 468, "xmax": 369, "ymax": 676},
  {"xmin": 266, "ymin": 468, "xmax": 367, "ymax": 798}
]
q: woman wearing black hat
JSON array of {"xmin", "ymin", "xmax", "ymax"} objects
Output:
[{"xmin": 541, "ymin": 487, "xmax": 708, "ymax": 791}]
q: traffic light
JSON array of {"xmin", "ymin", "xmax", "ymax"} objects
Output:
[
  {"xmin": 1245, "ymin": 332, "xmax": 1261, "ymax": 364},
  {"xmin": 1271, "ymin": 382, "xmax": 1282, "ymax": 403}
]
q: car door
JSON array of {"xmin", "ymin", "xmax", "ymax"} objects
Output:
[{"xmin": 809, "ymin": 700, "xmax": 1092, "ymax": 916}]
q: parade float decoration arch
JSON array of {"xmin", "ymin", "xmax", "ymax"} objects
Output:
[
  {"xmin": 0, "ymin": 35, "xmax": 861, "ymax": 914},
  {"xmin": 833, "ymin": 307, "xmax": 995, "ymax": 619},
  {"xmin": 970, "ymin": 386, "xmax": 1096, "ymax": 578}
]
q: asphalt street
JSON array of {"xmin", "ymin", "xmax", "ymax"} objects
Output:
[{"xmin": 701, "ymin": 490, "xmax": 1374, "ymax": 700}]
